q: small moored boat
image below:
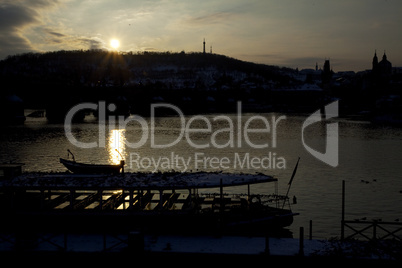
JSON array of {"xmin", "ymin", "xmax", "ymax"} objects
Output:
[
  {"xmin": 60, "ymin": 158, "xmax": 124, "ymax": 174},
  {"xmin": 60, "ymin": 150, "xmax": 124, "ymax": 174}
]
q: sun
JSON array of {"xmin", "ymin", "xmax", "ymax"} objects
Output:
[{"xmin": 110, "ymin": 39, "xmax": 120, "ymax": 49}]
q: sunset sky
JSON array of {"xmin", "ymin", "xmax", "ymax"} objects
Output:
[{"xmin": 1, "ymin": 0, "xmax": 401, "ymax": 71}]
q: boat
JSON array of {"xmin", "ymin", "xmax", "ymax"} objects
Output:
[
  {"xmin": 59, "ymin": 149, "xmax": 125, "ymax": 174},
  {"xmin": 60, "ymin": 158, "xmax": 125, "ymax": 174}
]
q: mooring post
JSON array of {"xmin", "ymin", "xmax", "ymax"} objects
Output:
[
  {"xmin": 128, "ymin": 231, "xmax": 144, "ymax": 254},
  {"xmin": 265, "ymin": 236, "xmax": 270, "ymax": 255},
  {"xmin": 40, "ymin": 189, "xmax": 45, "ymax": 210},
  {"xmin": 299, "ymin": 227, "xmax": 304, "ymax": 256},
  {"xmin": 373, "ymin": 221, "xmax": 377, "ymax": 240},
  {"xmin": 220, "ymin": 179, "xmax": 224, "ymax": 211},
  {"xmin": 309, "ymin": 220, "xmax": 313, "ymax": 240},
  {"xmin": 103, "ymin": 233, "xmax": 106, "ymax": 251},
  {"xmin": 341, "ymin": 180, "xmax": 345, "ymax": 240},
  {"xmin": 129, "ymin": 189, "xmax": 134, "ymax": 209},
  {"xmin": 247, "ymin": 184, "xmax": 251, "ymax": 210},
  {"xmin": 219, "ymin": 179, "xmax": 224, "ymax": 235},
  {"xmin": 64, "ymin": 233, "xmax": 67, "ymax": 251},
  {"xmin": 159, "ymin": 189, "xmax": 164, "ymax": 208},
  {"xmin": 139, "ymin": 190, "xmax": 142, "ymax": 208}
]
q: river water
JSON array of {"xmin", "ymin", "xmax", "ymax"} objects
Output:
[{"xmin": 1, "ymin": 109, "xmax": 402, "ymax": 239}]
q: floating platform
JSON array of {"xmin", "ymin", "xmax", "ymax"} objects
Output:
[{"xmin": 0, "ymin": 171, "xmax": 296, "ymax": 236}]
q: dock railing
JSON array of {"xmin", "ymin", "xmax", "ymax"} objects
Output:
[
  {"xmin": 342, "ymin": 220, "xmax": 402, "ymax": 241},
  {"xmin": 341, "ymin": 180, "xmax": 402, "ymax": 241}
]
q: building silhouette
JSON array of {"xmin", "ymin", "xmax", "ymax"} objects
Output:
[
  {"xmin": 321, "ymin": 59, "xmax": 332, "ymax": 84},
  {"xmin": 372, "ymin": 50, "xmax": 392, "ymax": 76}
]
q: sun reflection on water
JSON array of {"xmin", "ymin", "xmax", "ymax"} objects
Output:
[{"xmin": 108, "ymin": 129, "xmax": 126, "ymax": 165}]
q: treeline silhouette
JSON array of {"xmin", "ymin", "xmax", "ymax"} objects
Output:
[
  {"xmin": 1, "ymin": 49, "xmax": 402, "ymax": 124},
  {"xmin": 0, "ymin": 50, "xmax": 298, "ymax": 119}
]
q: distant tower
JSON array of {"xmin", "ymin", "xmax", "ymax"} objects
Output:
[
  {"xmin": 210, "ymin": 45, "xmax": 212, "ymax": 54},
  {"xmin": 323, "ymin": 59, "xmax": 331, "ymax": 73},
  {"xmin": 315, "ymin": 62, "xmax": 318, "ymax": 71},
  {"xmin": 372, "ymin": 50, "xmax": 378, "ymax": 72},
  {"xmin": 322, "ymin": 59, "xmax": 332, "ymax": 84},
  {"xmin": 203, "ymin": 38, "xmax": 206, "ymax": 54}
]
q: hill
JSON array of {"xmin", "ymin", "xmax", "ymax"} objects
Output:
[{"xmin": 0, "ymin": 50, "xmax": 298, "ymax": 117}]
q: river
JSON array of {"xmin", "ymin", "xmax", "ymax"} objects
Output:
[{"xmin": 1, "ymin": 108, "xmax": 402, "ymax": 239}]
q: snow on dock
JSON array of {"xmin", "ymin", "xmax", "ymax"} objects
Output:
[
  {"xmin": 0, "ymin": 231, "xmax": 398, "ymax": 261},
  {"xmin": 2, "ymin": 171, "xmax": 276, "ymax": 190},
  {"xmin": 0, "ymin": 232, "xmax": 323, "ymax": 256},
  {"xmin": 145, "ymin": 235, "xmax": 325, "ymax": 256},
  {"xmin": 0, "ymin": 232, "xmax": 398, "ymax": 263}
]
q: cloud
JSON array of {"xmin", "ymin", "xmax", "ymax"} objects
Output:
[
  {"xmin": 0, "ymin": 1, "xmax": 60, "ymax": 58},
  {"xmin": 45, "ymin": 30, "xmax": 66, "ymax": 38},
  {"xmin": 78, "ymin": 37, "xmax": 106, "ymax": 50},
  {"xmin": 185, "ymin": 12, "xmax": 235, "ymax": 25},
  {"xmin": 41, "ymin": 28, "xmax": 107, "ymax": 50},
  {"xmin": 0, "ymin": 4, "xmax": 38, "ymax": 29},
  {"xmin": 0, "ymin": 4, "xmax": 38, "ymax": 57},
  {"xmin": 0, "ymin": 1, "xmax": 107, "ymax": 56}
]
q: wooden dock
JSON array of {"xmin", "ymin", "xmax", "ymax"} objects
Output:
[
  {"xmin": 0, "ymin": 171, "xmax": 278, "ymax": 212},
  {"xmin": 0, "ymin": 171, "xmax": 295, "ymax": 235}
]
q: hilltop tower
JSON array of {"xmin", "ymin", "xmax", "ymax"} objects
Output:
[{"xmin": 203, "ymin": 38, "xmax": 206, "ymax": 54}]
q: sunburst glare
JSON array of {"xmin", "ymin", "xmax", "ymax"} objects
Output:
[{"xmin": 110, "ymin": 39, "xmax": 120, "ymax": 49}]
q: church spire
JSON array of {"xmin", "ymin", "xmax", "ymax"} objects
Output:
[
  {"xmin": 203, "ymin": 38, "xmax": 206, "ymax": 54},
  {"xmin": 372, "ymin": 49, "xmax": 378, "ymax": 71}
]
